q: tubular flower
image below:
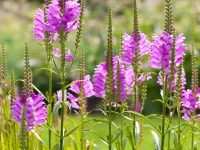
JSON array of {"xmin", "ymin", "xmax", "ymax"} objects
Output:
[
  {"xmin": 149, "ymin": 32, "xmax": 173, "ymax": 74},
  {"xmin": 53, "ymin": 48, "xmax": 74, "ymax": 62},
  {"xmin": 67, "ymin": 75, "xmax": 94, "ymax": 109},
  {"xmin": 93, "ymin": 56, "xmax": 127, "ymax": 101},
  {"xmin": 45, "ymin": 0, "xmax": 80, "ymax": 33},
  {"xmin": 181, "ymin": 88, "xmax": 200, "ymax": 121},
  {"xmin": 33, "ymin": 9, "xmax": 45, "ymax": 41},
  {"xmin": 65, "ymin": 49, "xmax": 74, "ymax": 62},
  {"xmin": 113, "ymin": 56, "xmax": 127, "ymax": 101},
  {"xmin": 11, "ymin": 92, "xmax": 47, "ymax": 131},
  {"xmin": 149, "ymin": 32, "xmax": 186, "ymax": 74},
  {"xmin": 122, "ymin": 32, "xmax": 150, "ymax": 64},
  {"xmin": 125, "ymin": 66, "xmax": 151, "ymax": 94},
  {"xmin": 157, "ymin": 68, "xmax": 186, "ymax": 92},
  {"xmin": 93, "ymin": 62, "xmax": 107, "ymax": 98}
]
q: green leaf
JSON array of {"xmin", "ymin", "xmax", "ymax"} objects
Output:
[
  {"xmin": 151, "ymin": 130, "xmax": 161, "ymax": 150},
  {"xmin": 125, "ymin": 127, "xmax": 134, "ymax": 149},
  {"xmin": 122, "ymin": 136, "xmax": 127, "ymax": 150},
  {"xmin": 52, "ymin": 101, "xmax": 61, "ymax": 122},
  {"xmin": 172, "ymin": 130, "xmax": 178, "ymax": 150},
  {"xmin": 86, "ymin": 129, "xmax": 108, "ymax": 145},
  {"xmin": 70, "ymin": 135, "xmax": 78, "ymax": 150},
  {"xmin": 37, "ymin": 68, "xmax": 60, "ymax": 76},
  {"xmin": 115, "ymin": 138, "xmax": 121, "ymax": 150},
  {"xmin": 112, "ymin": 127, "xmax": 129, "ymax": 144},
  {"xmin": 134, "ymin": 121, "xmax": 140, "ymax": 144},
  {"xmin": 93, "ymin": 143, "xmax": 100, "ymax": 150}
]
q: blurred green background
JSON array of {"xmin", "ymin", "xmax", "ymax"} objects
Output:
[{"xmin": 0, "ymin": 0, "xmax": 200, "ymax": 114}]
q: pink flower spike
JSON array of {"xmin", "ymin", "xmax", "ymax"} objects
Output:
[{"xmin": 65, "ymin": 49, "xmax": 74, "ymax": 62}]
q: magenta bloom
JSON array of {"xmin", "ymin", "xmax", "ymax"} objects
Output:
[
  {"xmin": 157, "ymin": 68, "xmax": 186, "ymax": 92},
  {"xmin": 125, "ymin": 66, "xmax": 151, "ymax": 94},
  {"xmin": 149, "ymin": 32, "xmax": 173, "ymax": 74},
  {"xmin": 33, "ymin": 9, "xmax": 45, "ymax": 41},
  {"xmin": 45, "ymin": 0, "xmax": 80, "ymax": 33},
  {"xmin": 122, "ymin": 32, "xmax": 150, "ymax": 64},
  {"xmin": 65, "ymin": 49, "xmax": 74, "ymax": 62},
  {"xmin": 113, "ymin": 56, "xmax": 127, "ymax": 101},
  {"xmin": 11, "ymin": 92, "xmax": 47, "ymax": 131},
  {"xmin": 53, "ymin": 48, "xmax": 61, "ymax": 58},
  {"xmin": 67, "ymin": 75, "xmax": 94, "ymax": 109},
  {"xmin": 181, "ymin": 89, "xmax": 200, "ymax": 121},
  {"xmin": 93, "ymin": 56, "xmax": 128, "ymax": 101},
  {"xmin": 130, "ymin": 103, "xmax": 141, "ymax": 113},
  {"xmin": 149, "ymin": 32, "xmax": 186, "ymax": 74},
  {"xmin": 93, "ymin": 62, "xmax": 107, "ymax": 98}
]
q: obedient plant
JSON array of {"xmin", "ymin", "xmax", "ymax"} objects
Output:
[{"xmin": 2, "ymin": 0, "xmax": 200, "ymax": 150}]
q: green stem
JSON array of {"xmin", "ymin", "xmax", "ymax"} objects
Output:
[
  {"xmin": 80, "ymin": 112, "xmax": 85, "ymax": 150},
  {"xmin": 59, "ymin": 22, "xmax": 66, "ymax": 150},
  {"xmin": 161, "ymin": 75, "xmax": 167, "ymax": 150},
  {"xmin": 60, "ymin": 54, "xmax": 66, "ymax": 150},
  {"xmin": 161, "ymin": 101, "xmax": 166, "ymax": 150},
  {"xmin": 120, "ymin": 108, "xmax": 123, "ymax": 150},
  {"xmin": 108, "ymin": 97, "xmax": 112, "ymax": 150},
  {"xmin": 48, "ymin": 69, "xmax": 53, "ymax": 150},
  {"xmin": 191, "ymin": 117, "xmax": 195, "ymax": 150},
  {"xmin": 133, "ymin": 84, "xmax": 137, "ymax": 150},
  {"xmin": 177, "ymin": 105, "xmax": 181, "ymax": 149},
  {"xmin": 27, "ymin": 132, "xmax": 29, "ymax": 150}
]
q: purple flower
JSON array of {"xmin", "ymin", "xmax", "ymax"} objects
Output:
[
  {"xmin": 53, "ymin": 48, "xmax": 61, "ymax": 58},
  {"xmin": 93, "ymin": 56, "xmax": 128, "ymax": 101},
  {"xmin": 125, "ymin": 66, "xmax": 151, "ymax": 94},
  {"xmin": 130, "ymin": 103, "xmax": 141, "ymax": 113},
  {"xmin": 181, "ymin": 88, "xmax": 200, "ymax": 121},
  {"xmin": 93, "ymin": 62, "xmax": 107, "ymax": 98},
  {"xmin": 67, "ymin": 75, "xmax": 94, "ymax": 109},
  {"xmin": 45, "ymin": 0, "xmax": 80, "ymax": 33},
  {"xmin": 65, "ymin": 49, "xmax": 74, "ymax": 62},
  {"xmin": 122, "ymin": 32, "xmax": 150, "ymax": 64},
  {"xmin": 149, "ymin": 32, "xmax": 173, "ymax": 74},
  {"xmin": 149, "ymin": 32, "xmax": 186, "ymax": 74},
  {"xmin": 157, "ymin": 68, "xmax": 186, "ymax": 92},
  {"xmin": 113, "ymin": 56, "xmax": 127, "ymax": 101},
  {"xmin": 33, "ymin": 9, "xmax": 45, "ymax": 41},
  {"xmin": 11, "ymin": 92, "xmax": 47, "ymax": 131}
]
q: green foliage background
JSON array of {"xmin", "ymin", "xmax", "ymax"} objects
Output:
[{"xmin": 0, "ymin": 0, "xmax": 200, "ymax": 114}]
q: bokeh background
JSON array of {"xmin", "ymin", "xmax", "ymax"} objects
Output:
[{"xmin": 0, "ymin": 0, "xmax": 200, "ymax": 114}]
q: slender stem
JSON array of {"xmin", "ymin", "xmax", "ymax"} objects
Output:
[
  {"xmin": 59, "ymin": 23, "xmax": 66, "ymax": 150},
  {"xmin": 133, "ymin": 84, "xmax": 137, "ymax": 149},
  {"xmin": 27, "ymin": 132, "xmax": 29, "ymax": 150},
  {"xmin": 161, "ymin": 101, "xmax": 166, "ymax": 150},
  {"xmin": 80, "ymin": 114, "xmax": 85, "ymax": 150},
  {"xmin": 177, "ymin": 105, "xmax": 181, "ymax": 149},
  {"xmin": 120, "ymin": 107, "xmax": 124, "ymax": 150},
  {"xmin": 108, "ymin": 96, "xmax": 112, "ymax": 150},
  {"xmin": 48, "ymin": 69, "xmax": 53, "ymax": 150},
  {"xmin": 161, "ymin": 75, "xmax": 167, "ymax": 150},
  {"xmin": 60, "ymin": 52, "xmax": 66, "ymax": 150},
  {"xmin": 191, "ymin": 117, "xmax": 195, "ymax": 150}
]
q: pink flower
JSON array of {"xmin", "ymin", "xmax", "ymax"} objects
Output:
[
  {"xmin": 65, "ymin": 49, "xmax": 74, "ymax": 62},
  {"xmin": 122, "ymin": 32, "xmax": 150, "ymax": 64}
]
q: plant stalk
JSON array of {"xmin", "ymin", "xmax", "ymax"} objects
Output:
[{"xmin": 161, "ymin": 75, "xmax": 167, "ymax": 150}]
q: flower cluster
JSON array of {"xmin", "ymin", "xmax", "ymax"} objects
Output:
[
  {"xmin": 57, "ymin": 75, "xmax": 94, "ymax": 109},
  {"xmin": 93, "ymin": 56, "xmax": 128, "ymax": 101},
  {"xmin": 33, "ymin": 0, "xmax": 80, "ymax": 41},
  {"xmin": 149, "ymin": 32, "xmax": 186, "ymax": 74},
  {"xmin": 122, "ymin": 32, "xmax": 150, "ymax": 64},
  {"xmin": 182, "ymin": 88, "xmax": 200, "ymax": 121},
  {"xmin": 53, "ymin": 48, "xmax": 74, "ymax": 62},
  {"xmin": 11, "ymin": 92, "xmax": 47, "ymax": 131}
]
